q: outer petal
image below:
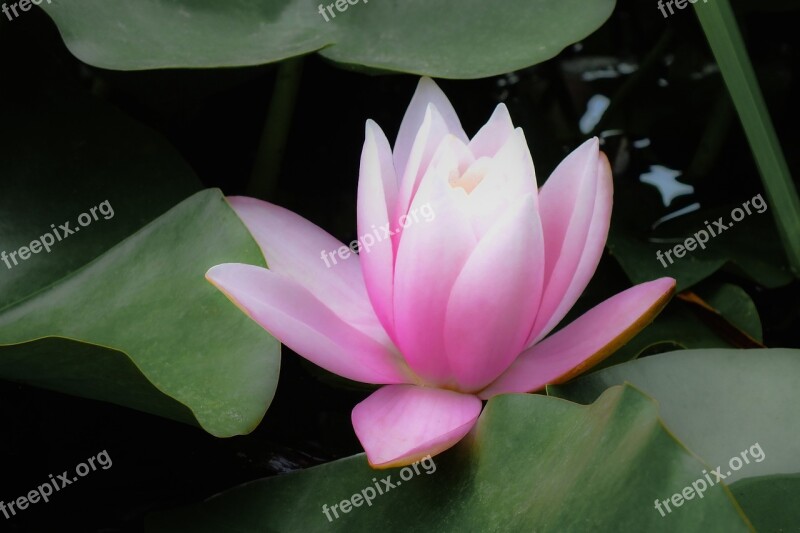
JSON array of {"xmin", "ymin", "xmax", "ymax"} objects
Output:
[
  {"xmin": 444, "ymin": 193, "xmax": 545, "ymax": 392},
  {"xmin": 352, "ymin": 384, "xmax": 482, "ymax": 468},
  {"xmin": 480, "ymin": 277, "xmax": 676, "ymax": 398},
  {"xmin": 227, "ymin": 196, "xmax": 387, "ymax": 343},
  {"xmin": 394, "ymin": 77, "xmax": 467, "ymax": 181},
  {"xmin": 357, "ymin": 121, "xmax": 399, "ymax": 339},
  {"xmin": 206, "ymin": 264, "xmax": 413, "ymax": 385},
  {"xmin": 393, "ymin": 138, "xmax": 478, "ymax": 385},
  {"xmin": 527, "ymin": 139, "xmax": 612, "ymax": 344}
]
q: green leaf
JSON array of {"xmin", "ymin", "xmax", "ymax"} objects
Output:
[
  {"xmin": 550, "ymin": 349, "xmax": 800, "ymax": 484},
  {"xmin": 690, "ymin": 282, "xmax": 763, "ymax": 342},
  {"xmin": 694, "ymin": 0, "xmax": 800, "ymax": 276},
  {"xmin": 147, "ymin": 386, "xmax": 751, "ymax": 532},
  {"xmin": 729, "ymin": 474, "xmax": 800, "ymax": 532},
  {"xmin": 0, "ymin": 92, "xmax": 280, "ymax": 437},
  {"xmin": 0, "ymin": 91, "xmax": 202, "ymax": 309},
  {"xmin": 40, "ymin": 0, "xmax": 615, "ymax": 78},
  {"xmin": 0, "ymin": 190, "xmax": 280, "ymax": 437}
]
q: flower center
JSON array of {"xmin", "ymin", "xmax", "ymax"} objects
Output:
[{"xmin": 448, "ymin": 157, "xmax": 492, "ymax": 194}]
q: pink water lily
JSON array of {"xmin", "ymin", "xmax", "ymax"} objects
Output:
[{"xmin": 207, "ymin": 78, "xmax": 675, "ymax": 469}]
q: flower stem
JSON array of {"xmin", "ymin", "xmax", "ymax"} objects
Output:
[{"xmin": 246, "ymin": 57, "xmax": 304, "ymax": 200}]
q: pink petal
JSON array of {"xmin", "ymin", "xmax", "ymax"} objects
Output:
[
  {"xmin": 467, "ymin": 128, "xmax": 539, "ymax": 238},
  {"xmin": 394, "ymin": 77, "xmax": 467, "ymax": 182},
  {"xmin": 392, "ymin": 139, "xmax": 478, "ymax": 385},
  {"xmin": 527, "ymin": 139, "xmax": 613, "ymax": 344},
  {"xmin": 394, "ymin": 104, "xmax": 461, "ymax": 234},
  {"xmin": 227, "ymin": 196, "xmax": 387, "ymax": 343},
  {"xmin": 479, "ymin": 277, "xmax": 676, "ymax": 398},
  {"xmin": 206, "ymin": 264, "xmax": 413, "ymax": 385},
  {"xmin": 352, "ymin": 384, "xmax": 482, "ymax": 468},
  {"xmin": 444, "ymin": 193, "xmax": 545, "ymax": 392},
  {"xmin": 468, "ymin": 103, "xmax": 515, "ymax": 158},
  {"xmin": 357, "ymin": 121, "xmax": 399, "ymax": 339}
]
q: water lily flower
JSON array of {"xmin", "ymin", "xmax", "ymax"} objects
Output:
[{"xmin": 207, "ymin": 78, "xmax": 676, "ymax": 469}]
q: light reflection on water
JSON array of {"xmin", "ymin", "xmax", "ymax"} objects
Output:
[{"xmin": 640, "ymin": 165, "xmax": 694, "ymax": 207}]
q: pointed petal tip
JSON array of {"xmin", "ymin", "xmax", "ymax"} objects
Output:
[
  {"xmin": 417, "ymin": 76, "xmax": 437, "ymax": 88},
  {"xmin": 572, "ymin": 136, "xmax": 599, "ymax": 156},
  {"xmin": 364, "ymin": 118, "xmax": 381, "ymax": 136},
  {"xmin": 651, "ymin": 276, "xmax": 678, "ymax": 296},
  {"xmin": 205, "ymin": 262, "xmax": 249, "ymax": 284},
  {"xmin": 491, "ymin": 102, "xmax": 511, "ymax": 120},
  {"xmin": 204, "ymin": 263, "xmax": 264, "ymax": 322},
  {"xmin": 205, "ymin": 266, "xmax": 223, "ymax": 287},
  {"xmin": 364, "ymin": 121, "xmax": 394, "ymax": 154}
]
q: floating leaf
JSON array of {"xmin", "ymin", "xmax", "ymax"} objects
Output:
[
  {"xmin": 551, "ymin": 349, "xmax": 800, "ymax": 483},
  {"xmin": 148, "ymin": 386, "xmax": 750, "ymax": 532},
  {"xmin": 0, "ymin": 93, "xmax": 280, "ymax": 437},
  {"xmin": 40, "ymin": 0, "xmax": 615, "ymax": 78}
]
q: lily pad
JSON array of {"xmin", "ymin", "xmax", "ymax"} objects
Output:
[
  {"xmin": 0, "ymin": 92, "xmax": 280, "ymax": 437},
  {"xmin": 550, "ymin": 349, "xmax": 800, "ymax": 483},
  {"xmin": 40, "ymin": 0, "xmax": 616, "ymax": 78},
  {"xmin": 729, "ymin": 474, "xmax": 800, "ymax": 532},
  {"xmin": 147, "ymin": 386, "xmax": 751, "ymax": 532}
]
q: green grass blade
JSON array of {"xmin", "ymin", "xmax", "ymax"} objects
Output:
[{"xmin": 695, "ymin": 0, "xmax": 800, "ymax": 276}]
